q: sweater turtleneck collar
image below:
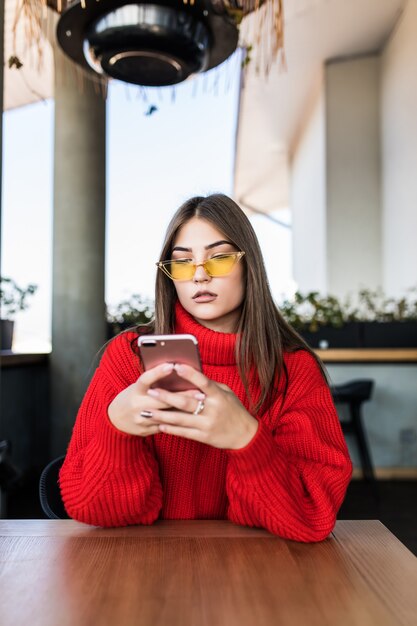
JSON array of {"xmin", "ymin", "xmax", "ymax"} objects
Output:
[{"xmin": 174, "ymin": 300, "xmax": 237, "ymax": 366}]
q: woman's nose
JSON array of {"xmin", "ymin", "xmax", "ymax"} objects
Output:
[{"xmin": 193, "ymin": 263, "xmax": 210, "ymax": 282}]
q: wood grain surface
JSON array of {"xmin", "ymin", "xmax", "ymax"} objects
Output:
[
  {"xmin": 2, "ymin": 349, "xmax": 416, "ymax": 368},
  {"xmin": 314, "ymin": 348, "xmax": 417, "ymax": 362},
  {"xmin": 1, "ymin": 520, "xmax": 416, "ymax": 626}
]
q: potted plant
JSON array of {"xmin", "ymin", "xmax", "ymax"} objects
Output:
[
  {"xmin": 355, "ymin": 287, "xmax": 417, "ymax": 348},
  {"xmin": 106, "ymin": 294, "xmax": 154, "ymax": 338},
  {"xmin": 279, "ymin": 291, "xmax": 361, "ymax": 348},
  {"xmin": 279, "ymin": 287, "xmax": 417, "ymax": 348},
  {"xmin": 0, "ymin": 276, "xmax": 38, "ymax": 351}
]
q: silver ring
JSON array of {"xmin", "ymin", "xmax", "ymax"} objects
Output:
[
  {"xmin": 193, "ymin": 399, "xmax": 205, "ymax": 416},
  {"xmin": 140, "ymin": 410, "xmax": 153, "ymax": 418}
]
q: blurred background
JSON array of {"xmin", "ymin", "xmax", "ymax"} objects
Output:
[{"xmin": 1, "ymin": 0, "xmax": 416, "ymax": 551}]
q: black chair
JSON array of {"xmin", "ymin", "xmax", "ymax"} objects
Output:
[
  {"xmin": 39, "ymin": 455, "xmax": 70, "ymax": 519},
  {"xmin": 330, "ymin": 379, "xmax": 376, "ymax": 484}
]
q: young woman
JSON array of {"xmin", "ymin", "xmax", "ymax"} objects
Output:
[{"xmin": 59, "ymin": 194, "xmax": 352, "ymax": 541}]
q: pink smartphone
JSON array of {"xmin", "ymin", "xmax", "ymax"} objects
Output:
[{"xmin": 137, "ymin": 334, "xmax": 202, "ymax": 392}]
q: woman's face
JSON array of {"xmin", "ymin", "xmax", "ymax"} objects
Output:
[{"xmin": 171, "ymin": 217, "xmax": 245, "ymax": 333}]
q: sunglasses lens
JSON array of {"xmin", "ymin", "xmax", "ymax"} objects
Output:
[
  {"xmin": 166, "ymin": 260, "xmax": 194, "ymax": 280},
  {"xmin": 205, "ymin": 254, "xmax": 238, "ymax": 277},
  {"xmin": 159, "ymin": 252, "xmax": 243, "ymax": 280}
]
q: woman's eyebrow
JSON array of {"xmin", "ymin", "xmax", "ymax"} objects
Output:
[
  {"xmin": 172, "ymin": 240, "xmax": 232, "ymax": 253},
  {"xmin": 206, "ymin": 240, "xmax": 233, "ymax": 250}
]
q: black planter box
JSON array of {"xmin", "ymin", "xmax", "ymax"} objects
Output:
[
  {"xmin": 1, "ymin": 319, "xmax": 14, "ymax": 351},
  {"xmin": 299, "ymin": 321, "xmax": 417, "ymax": 348},
  {"xmin": 360, "ymin": 321, "xmax": 417, "ymax": 348},
  {"xmin": 299, "ymin": 323, "xmax": 361, "ymax": 349},
  {"xmin": 107, "ymin": 321, "xmax": 141, "ymax": 340}
]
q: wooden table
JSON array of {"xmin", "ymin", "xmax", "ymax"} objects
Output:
[{"xmin": 1, "ymin": 520, "xmax": 416, "ymax": 626}]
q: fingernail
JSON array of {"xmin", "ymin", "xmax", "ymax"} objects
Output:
[
  {"xmin": 148, "ymin": 389, "xmax": 159, "ymax": 397},
  {"xmin": 174, "ymin": 363, "xmax": 183, "ymax": 372},
  {"xmin": 163, "ymin": 363, "xmax": 174, "ymax": 372},
  {"xmin": 194, "ymin": 392, "xmax": 206, "ymax": 400}
]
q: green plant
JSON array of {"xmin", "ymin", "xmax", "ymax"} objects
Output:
[
  {"xmin": 107, "ymin": 294, "xmax": 154, "ymax": 335},
  {"xmin": 353, "ymin": 287, "xmax": 417, "ymax": 322},
  {"xmin": 0, "ymin": 276, "xmax": 38, "ymax": 320},
  {"xmin": 279, "ymin": 287, "xmax": 417, "ymax": 332},
  {"xmin": 279, "ymin": 291, "xmax": 346, "ymax": 332}
]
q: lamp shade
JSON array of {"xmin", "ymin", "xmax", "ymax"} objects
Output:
[{"xmin": 57, "ymin": 0, "xmax": 240, "ymax": 86}]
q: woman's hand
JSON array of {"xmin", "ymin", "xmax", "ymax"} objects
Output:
[
  {"xmin": 107, "ymin": 362, "xmax": 177, "ymax": 436},
  {"xmin": 146, "ymin": 364, "xmax": 259, "ymax": 450}
]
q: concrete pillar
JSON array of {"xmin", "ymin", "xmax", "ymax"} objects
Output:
[
  {"xmin": 51, "ymin": 47, "xmax": 107, "ymax": 456},
  {"xmin": 291, "ymin": 85, "xmax": 327, "ymax": 293},
  {"xmin": 291, "ymin": 55, "xmax": 382, "ymax": 299},
  {"xmin": 325, "ymin": 55, "xmax": 382, "ymax": 299}
]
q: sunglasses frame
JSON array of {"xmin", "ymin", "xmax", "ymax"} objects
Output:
[{"xmin": 156, "ymin": 251, "xmax": 245, "ymax": 281}]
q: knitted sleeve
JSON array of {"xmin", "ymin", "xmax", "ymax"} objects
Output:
[
  {"xmin": 225, "ymin": 351, "xmax": 352, "ymax": 542},
  {"xmin": 59, "ymin": 332, "xmax": 163, "ymax": 527}
]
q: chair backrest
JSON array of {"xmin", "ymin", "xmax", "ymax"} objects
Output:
[
  {"xmin": 39, "ymin": 456, "xmax": 70, "ymax": 519},
  {"xmin": 330, "ymin": 379, "xmax": 374, "ymax": 404}
]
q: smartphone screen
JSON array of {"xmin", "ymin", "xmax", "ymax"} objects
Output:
[{"xmin": 138, "ymin": 334, "xmax": 202, "ymax": 392}]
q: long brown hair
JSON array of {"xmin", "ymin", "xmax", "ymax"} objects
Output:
[{"xmin": 140, "ymin": 194, "xmax": 328, "ymax": 413}]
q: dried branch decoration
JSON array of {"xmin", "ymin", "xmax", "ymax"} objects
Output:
[{"xmin": 11, "ymin": 0, "xmax": 47, "ymax": 70}]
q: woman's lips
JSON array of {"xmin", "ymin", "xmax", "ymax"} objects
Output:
[{"xmin": 192, "ymin": 292, "xmax": 217, "ymax": 303}]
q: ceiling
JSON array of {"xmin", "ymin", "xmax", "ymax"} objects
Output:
[
  {"xmin": 234, "ymin": 0, "xmax": 407, "ymax": 214},
  {"xmin": 3, "ymin": 0, "xmax": 408, "ymax": 213}
]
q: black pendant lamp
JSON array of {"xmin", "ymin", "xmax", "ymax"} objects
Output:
[{"xmin": 57, "ymin": 0, "xmax": 240, "ymax": 86}]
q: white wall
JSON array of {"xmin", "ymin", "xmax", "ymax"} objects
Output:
[
  {"xmin": 325, "ymin": 55, "xmax": 382, "ymax": 299},
  {"xmin": 381, "ymin": 0, "xmax": 417, "ymax": 297},
  {"xmin": 328, "ymin": 364, "xmax": 417, "ymax": 469},
  {"xmin": 291, "ymin": 87, "xmax": 327, "ymax": 293}
]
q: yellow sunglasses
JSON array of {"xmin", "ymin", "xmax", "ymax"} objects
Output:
[{"xmin": 157, "ymin": 251, "xmax": 245, "ymax": 281}]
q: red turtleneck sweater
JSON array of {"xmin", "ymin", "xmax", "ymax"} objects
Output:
[{"xmin": 59, "ymin": 303, "xmax": 352, "ymax": 541}]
